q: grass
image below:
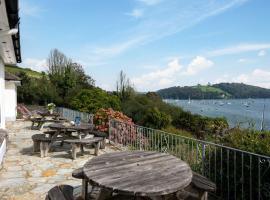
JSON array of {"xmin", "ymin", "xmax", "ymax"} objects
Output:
[
  {"xmin": 193, "ymin": 85, "xmax": 231, "ymax": 97},
  {"xmin": 5, "ymin": 65, "xmax": 42, "ymax": 78},
  {"xmin": 162, "ymin": 125, "xmax": 194, "ymax": 138}
]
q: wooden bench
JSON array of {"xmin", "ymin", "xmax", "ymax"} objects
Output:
[
  {"xmin": 64, "ymin": 137, "xmax": 103, "ymax": 159},
  {"xmin": 32, "ymin": 134, "xmax": 63, "ymax": 157},
  {"xmin": 45, "ymin": 185, "xmax": 74, "ymax": 200},
  {"xmin": 177, "ymin": 172, "xmax": 216, "ymax": 200},
  {"xmin": 89, "ymin": 131, "xmax": 107, "ymax": 149}
]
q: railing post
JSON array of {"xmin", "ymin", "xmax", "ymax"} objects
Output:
[
  {"xmin": 108, "ymin": 119, "xmax": 112, "ymax": 144},
  {"xmin": 202, "ymin": 143, "xmax": 205, "ymax": 176}
]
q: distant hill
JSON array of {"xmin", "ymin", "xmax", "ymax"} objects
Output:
[
  {"xmin": 5, "ymin": 65, "xmax": 42, "ymax": 78},
  {"xmin": 157, "ymin": 83, "xmax": 270, "ymax": 99}
]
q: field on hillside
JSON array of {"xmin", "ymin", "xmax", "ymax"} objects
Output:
[{"xmin": 5, "ymin": 65, "xmax": 42, "ymax": 78}]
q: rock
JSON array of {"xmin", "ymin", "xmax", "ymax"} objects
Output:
[{"xmin": 42, "ymin": 169, "xmax": 56, "ymax": 177}]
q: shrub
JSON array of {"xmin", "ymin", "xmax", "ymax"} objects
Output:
[
  {"xmin": 94, "ymin": 108, "xmax": 133, "ymax": 133},
  {"xmin": 142, "ymin": 107, "xmax": 171, "ymax": 129},
  {"xmin": 70, "ymin": 88, "xmax": 121, "ymax": 113}
]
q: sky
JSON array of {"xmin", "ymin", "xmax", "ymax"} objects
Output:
[{"xmin": 19, "ymin": 0, "xmax": 270, "ymax": 91}]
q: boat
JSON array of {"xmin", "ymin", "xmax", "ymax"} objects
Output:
[
  {"xmin": 219, "ymin": 101, "xmax": 224, "ymax": 106},
  {"xmin": 243, "ymin": 102, "xmax": 250, "ymax": 107},
  {"xmin": 188, "ymin": 97, "xmax": 191, "ymax": 104}
]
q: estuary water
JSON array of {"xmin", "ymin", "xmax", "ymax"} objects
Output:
[{"xmin": 165, "ymin": 98, "xmax": 270, "ymax": 130}]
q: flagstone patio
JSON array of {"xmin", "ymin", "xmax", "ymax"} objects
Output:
[{"xmin": 0, "ymin": 120, "xmax": 119, "ymax": 200}]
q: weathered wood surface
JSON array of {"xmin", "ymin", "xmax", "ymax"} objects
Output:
[
  {"xmin": 32, "ymin": 134, "xmax": 63, "ymax": 157},
  {"xmin": 83, "ymin": 151, "xmax": 192, "ymax": 197},
  {"xmin": 49, "ymin": 123, "xmax": 94, "ymax": 131},
  {"xmin": 64, "ymin": 137, "xmax": 104, "ymax": 144},
  {"xmin": 191, "ymin": 172, "xmax": 216, "ymax": 192},
  {"xmin": 64, "ymin": 137, "xmax": 103, "ymax": 159},
  {"xmin": 30, "ymin": 118, "xmax": 65, "ymax": 130},
  {"xmin": 45, "ymin": 185, "xmax": 74, "ymax": 200},
  {"xmin": 72, "ymin": 167, "xmax": 84, "ymax": 179},
  {"xmin": 89, "ymin": 131, "xmax": 107, "ymax": 149}
]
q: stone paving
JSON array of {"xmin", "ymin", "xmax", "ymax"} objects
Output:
[{"xmin": 0, "ymin": 120, "xmax": 119, "ymax": 200}]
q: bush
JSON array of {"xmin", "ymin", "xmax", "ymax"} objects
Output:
[
  {"xmin": 94, "ymin": 108, "xmax": 133, "ymax": 133},
  {"xmin": 172, "ymin": 111, "xmax": 229, "ymax": 139},
  {"xmin": 221, "ymin": 128, "xmax": 270, "ymax": 156},
  {"xmin": 142, "ymin": 107, "xmax": 171, "ymax": 129},
  {"xmin": 70, "ymin": 88, "xmax": 121, "ymax": 113}
]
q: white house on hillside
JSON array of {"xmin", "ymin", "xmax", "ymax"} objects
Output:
[{"xmin": 0, "ymin": 0, "xmax": 21, "ymax": 129}]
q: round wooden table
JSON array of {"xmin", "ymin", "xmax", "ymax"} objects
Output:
[{"xmin": 83, "ymin": 151, "xmax": 192, "ymax": 198}]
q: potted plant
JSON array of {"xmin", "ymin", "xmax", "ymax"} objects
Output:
[{"xmin": 47, "ymin": 103, "xmax": 56, "ymax": 114}]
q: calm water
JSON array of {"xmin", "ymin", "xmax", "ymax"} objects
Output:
[{"xmin": 165, "ymin": 98, "xmax": 270, "ymax": 130}]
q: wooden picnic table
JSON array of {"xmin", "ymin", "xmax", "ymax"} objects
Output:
[
  {"xmin": 48, "ymin": 123, "xmax": 94, "ymax": 142},
  {"xmin": 48, "ymin": 123, "xmax": 94, "ymax": 134},
  {"xmin": 83, "ymin": 151, "xmax": 193, "ymax": 199},
  {"xmin": 30, "ymin": 118, "xmax": 66, "ymax": 130},
  {"xmin": 38, "ymin": 111, "xmax": 60, "ymax": 119}
]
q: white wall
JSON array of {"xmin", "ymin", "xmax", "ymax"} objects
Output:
[
  {"xmin": 4, "ymin": 81, "xmax": 17, "ymax": 121},
  {"xmin": 0, "ymin": 59, "xmax": 5, "ymax": 129}
]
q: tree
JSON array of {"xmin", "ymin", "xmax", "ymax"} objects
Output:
[
  {"xmin": 47, "ymin": 49, "xmax": 95, "ymax": 105},
  {"xmin": 116, "ymin": 70, "xmax": 134, "ymax": 101},
  {"xmin": 70, "ymin": 88, "xmax": 121, "ymax": 113}
]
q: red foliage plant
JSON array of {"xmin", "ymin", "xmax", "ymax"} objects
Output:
[
  {"xmin": 94, "ymin": 108, "xmax": 133, "ymax": 133},
  {"xmin": 94, "ymin": 108, "xmax": 148, "ymax": 147}
]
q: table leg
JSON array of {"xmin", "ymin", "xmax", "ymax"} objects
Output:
[
  {"xmin": 82, "ymin": 178, "xmax": 88, "ymax": 200},
  {"xmin": 80, "ymin": 144, "xmax": 84, "ymax": 155},
  {"xmin": 71, "ymin": 144, "xmax": 79, "ymax": 159},
  {"xmin": 33, "ymin": 141, "xmax": 40, "ymax": 152},
  {"xmin": 94, "ymin": 142, "xmax": 100, "ymax": 156},
  {"xmin": 100, "ymin": 137, "xmax": 106, "ymax": 149},
  {"xmin": 40, "ymin": 141, "xmax": 49, "ymax": 157}
]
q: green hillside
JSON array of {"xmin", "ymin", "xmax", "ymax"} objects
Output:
[
  {"xmin": 5, "ymin": 65, "xmax": 42, "ymax": 78},
  {"xmin": 157, "ymin": 83, "xmax": 270, "ymax": 99}
]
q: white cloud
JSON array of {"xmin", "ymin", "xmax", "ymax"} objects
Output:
[
  {"xmin": 20, "ymin": 58, "xmax": 47, "ymax": 72},
  {"xmin": 215, "ymin": 69, "xmax": 270, "ymax": 89},
  {"xmin": 207, "ymin": 43, "xmax": 270, "ymax": 57},
  {"xmin": 126, "ymin": 9, "xmax": 144, "ymax": 18},
  {"xmin": 131, "ymin": 58, "xmax": 182, "ymax": 91},
  {"xmin": 234, "ymin": 69, "xmax": 270, "ymax": 88},
  {"xmin": 184, "ymin": 56, "xmax": 214, "ymax": 75},
  {"xmin": 258, "ymin": 50, "xmax": 267, "ymax": 57},
  {"xmin": 132, "ymin": 56, "xmax": 214, "ymax": 91}
]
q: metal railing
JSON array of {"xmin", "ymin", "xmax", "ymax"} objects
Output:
[
  {"xmin": 109, "ymin": 119, "xmax": 270, "ymax": 200},
  {"xmin": 57, "ymin": 107, "xmax": 94, "ymax": 124}
]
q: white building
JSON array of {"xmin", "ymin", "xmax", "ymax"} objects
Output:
[
  {"xmin": 0, "ymin": 0, "xmax": 21, "ymax": 129},
  {"xmin": 4, "ymin": 72, "xmax": 21, "ymax": 121},
  {"xmin": 0, "ymin": 0, "xmax": 21, "ymax": 167}
]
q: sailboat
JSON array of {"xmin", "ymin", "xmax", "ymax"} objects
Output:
[{"xmin": 188, "ymin": 96, "xmax": 191, "ymax": 104}]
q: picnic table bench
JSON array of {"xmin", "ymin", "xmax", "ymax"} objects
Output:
[
  {"xmin": 32, "ymin": 134, "xmax": 64, "ymax": 157},
  {"xmin": 89, "ymin": 130, "xmax": 107, "ymax": 149},
  {"xmin": 64, "ymin": 137, "xmax": 104, "ymax": 159}
]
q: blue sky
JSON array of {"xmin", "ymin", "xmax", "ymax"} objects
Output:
[{"xmin": 19, "ymin": 0, "xmax": 270, "ymax": 91}]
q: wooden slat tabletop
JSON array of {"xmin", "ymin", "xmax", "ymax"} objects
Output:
[
  {"xmin": 48, "ymin": 123, "xmax": 93, "ymax": 131},
  {"xmin": 83, "ymin": 151, "xmax": 192, "ymax": 197}
]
